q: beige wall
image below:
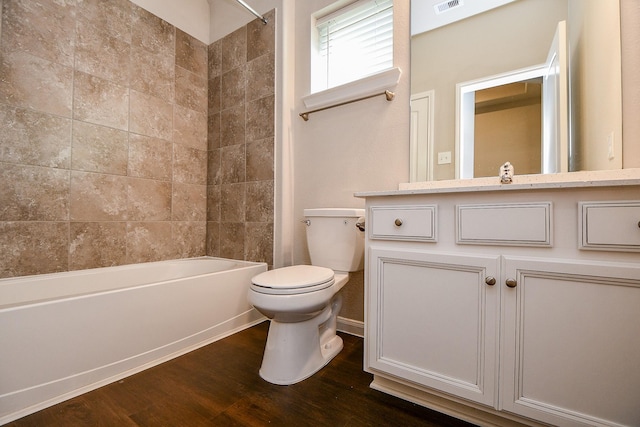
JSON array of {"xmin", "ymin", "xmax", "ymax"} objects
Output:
[
  {"xmin": 621, "ymin": 0, "xmax": 640, "ymax": 168},
  {"xmin": 290, "ymin": 0, "xmax": 411, "ymax": 321},
  {"xmin": 474, "ymin": 102, "xmax": 542, "ymax": 177},
  {"xmin": 569, "ymin": 0, "xmax": 623, "ymax": 171}
]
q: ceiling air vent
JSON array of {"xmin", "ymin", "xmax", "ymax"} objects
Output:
[{"xmin": 434, "ymin": 0, "xmax": 464, "ymax": 14}]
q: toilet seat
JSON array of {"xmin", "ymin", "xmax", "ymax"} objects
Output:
[{"xmin": 251, "ymin": 265, "xmax": 335, "ymax": 295}]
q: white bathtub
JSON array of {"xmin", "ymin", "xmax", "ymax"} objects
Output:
[{"xmin": 0, "ymin": 256, "xmax": 267, "ymax": 424}]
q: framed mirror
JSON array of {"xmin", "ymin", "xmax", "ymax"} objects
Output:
[{"xmin": 410, "ymin": 0, "xmax": 623, "ymax": 181}]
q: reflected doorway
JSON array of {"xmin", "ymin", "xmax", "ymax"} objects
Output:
[{"xmin": 473, "ymin": 79, "xmax": 542, "ymax": 177}]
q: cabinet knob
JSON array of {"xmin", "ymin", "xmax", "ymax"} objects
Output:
[
  {"xmin": 394, "ymin": 218, "xmax": 403, "ymax": 227},
  {"xmin": 505, "ymin": 278, "xmax": 517, "ymax": 288},
  {"xmin": 485, "ymin": 276, "xmax": 496, "ymax": 286}
]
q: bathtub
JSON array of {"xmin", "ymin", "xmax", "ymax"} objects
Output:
[{"xmin": 0, "ymin": 256, "xmax": 267, "ymax": 424}]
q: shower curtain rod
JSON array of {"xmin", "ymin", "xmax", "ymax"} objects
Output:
[{"xmin": 235, "ymin": 0, "xmax": 268, "ymax": 24}]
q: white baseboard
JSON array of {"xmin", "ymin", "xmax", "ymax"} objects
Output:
[{"xmin": 337, "ymin": 316, "xmax": 364, "ymax": 338}]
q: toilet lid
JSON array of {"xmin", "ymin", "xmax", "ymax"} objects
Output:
[{"xmin": 251, "ymin": 265, "xmax": 334, "ymax": 295}]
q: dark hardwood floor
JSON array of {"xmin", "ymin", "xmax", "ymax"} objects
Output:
[{"xmin": 8, "ymin": 321, "xmax": 476, "ymax": 426}]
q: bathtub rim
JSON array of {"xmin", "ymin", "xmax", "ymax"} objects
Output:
[{"xmin": 0, "ymin": 256, "xmax": 267, "ymax": 310}]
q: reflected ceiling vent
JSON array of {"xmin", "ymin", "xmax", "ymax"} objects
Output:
[{"xmin": 434, "ymin": 0, "xmax": 464, "ymax": 14}]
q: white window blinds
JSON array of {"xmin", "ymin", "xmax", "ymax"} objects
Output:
[{"xmin": 315, "ymin": 0, "xmax": 393, "ymax": 91}]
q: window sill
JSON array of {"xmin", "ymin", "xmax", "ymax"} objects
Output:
[{"xmin": 303, "ymin": 67, "xmax": 402, "ymax": 110}]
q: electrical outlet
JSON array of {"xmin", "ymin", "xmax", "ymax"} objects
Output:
[{"xmin": 438, "ymin": 151, "xmax": 452, "ymax": 164}]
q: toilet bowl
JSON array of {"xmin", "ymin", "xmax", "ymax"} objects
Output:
[{"xmin": 248, "ymin": 208, "xmax": 365, "ymax": 385}]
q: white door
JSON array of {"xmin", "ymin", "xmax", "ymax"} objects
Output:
[
  {"xmin": 410, "ymin": 91, "xmax": 434, "ymax": 182},
  {"xmin": 542, "ymin": 20, "xmax": 569, "ymax": 174}
]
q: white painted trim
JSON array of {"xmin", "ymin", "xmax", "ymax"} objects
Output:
[
  {"xmin": 337, "ymin": 316, "xmax": 364, "ymax": 338},
  {"xmin": 302, "ymin": 67, "xmax": 401, "ymax": 110}
]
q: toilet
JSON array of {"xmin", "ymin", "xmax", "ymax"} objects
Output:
[{"xmin": 248, "ymin": 208, "xmax": 365, "ymax": 385}]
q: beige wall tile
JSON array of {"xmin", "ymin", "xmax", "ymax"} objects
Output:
[
  {"xmin": 245, "ymin": 222, "xmax": 274, "ymax": 265},
  {"xmin": 208, "ymin": 40, "xmax": 222, "ymax": 79},
  {"xmin": 246, "ymin": 52, "xmax": 274, "ymax": 101},
  {"xmin": 129, "ymin": 90, "xmax": 173, "ymax": 140},
  {"xmin": 131, "ymin": 5, "xmax": 175, "ymax": 57},
  {"xmin": 173, "ymin": 221, "xmax": 207, "ymax": 258},
  {"xmin": 208, "ymin": 112, "xmax": 221, "ymax": 150},
  {"xmin": 206, "ymin": 184, "xmax": 221, "ymax": 221},
  {"xmin": 220, "ymin": 143, "xmax": 246, "ymax": 184},
  {"xmin": 0, "ymin": 164, "xmax": 69, "ymax": 221},
  {"xmin": 126, "ymin": 221, "xmax": 174, "ymax": 263},
  {"xmin": 69, "ymin": 222, "xmax": 127, "ymax": 270},
  {"xmin": 246, "ymin": 95, "xmax": 274, "ymax": 142},
  {"xmin": 220, "ymin": 183, "xmax": 245, "ymax": 222},
  {"xmin": 220, "ymin": 104, "xmax": 245, "ymax": 147},
  {"xmin": 221, "ymin": 65, "xmax": 246, "ymax": 110},
  {"xmin": 176, "ymin": 29, "xmax": 207, "ymax": 77},
  {"xmin": 173, "ymin": 104, "xmax": 207, "ymax": 150},
  {"xmin": 207, "ymin": 148, "xmax": 221, "ymax": 185},
  {"xmin": 208, "ymin": 75, "xmax": 221, "ymax": 115},
  {"xmin": 173, "ymin": 144, "xmax": 207, "ymax": 184},
  {"xmin": 246, "ymin": 180, "xmax": 274, "ymax": 222},
  {"xmin": 73, "ymin": 71, "xmax": 129, "ymax": 130},
  {"xmin": 130, "ymin": 46, "xmax": 175, "ymax": 102},
  {"xmin": 0, "ymin": 222, "xmax": 69, "ymax": 278},
  {"xmin": 128, "ymin": 178, "xmax": 172, "ymax": 221},
  {"xmin": 247, "ymin": 9, "xmax": 275, "ymax": 61},
  {"xmin": 246, "ymin": 137, "xmax": 274, "ymax": 182},
  {"xmin": 221, "ymin": 27, "xmax": 246, "ymax": 73},
  {"xmin": 2, "ymin": 0, "xmax": 76, "ymax": 66},
  {"xmin": 175, "ymin": 66, "xmax": 207, "ymax": 113},
  {"xmin": 1, "ymin": 4, "xmax": 275, "ymax": 275},
  {"xmin": 76, "ymin": 0, "xmax": 132, "ymax": 43},
  {"xmin": 206, "ymin": 221, "xmax": 221, "ymax": 256},
  {"xmin": 75, "ymin": 21, "xmax": 131, "ymax": 85},
  {"xmin": 70, "ymin": 171, "xmax": 128, "ymax": 221},
  {"xmin": 0, "ymin": 104, "xmax": 71, "ymax": 168},
  {"xmin": 72, "ymin": 121, "xmax": 129, "ymax": 175},
  {"xmin": 128, "ymin": 134, "xmax": 173, "ymax": 181},
  {"xmin": 172, "ymin": 182, "xmax": 206, "ymax": 221},
  {"xmin": 219, "ymin": 222, "xmax": 244, "ymax": 259},
  {"xmin": 0, "ymin": 50, "xmax": 73, "ymax": 117}
]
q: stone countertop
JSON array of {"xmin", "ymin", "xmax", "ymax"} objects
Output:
[{"xmin": 355, "ymin": 169, "xmax": 640, "ymax": 198}]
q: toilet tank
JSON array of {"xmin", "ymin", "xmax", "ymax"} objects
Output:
[{"xmin": 304, "ymin": 208, "xmax": 365, "ymax": 272}]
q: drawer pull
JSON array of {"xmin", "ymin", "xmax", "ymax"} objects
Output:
[
  {"xmin": 485, "ymin": 276, "xmax": 496, "ymax": 286},
  {"xmin": 505, "ymin": 278, "xmax": 517, "ymax": 288},
  {"xmin": 394, "ymin": 218, "xmax": 403, "ymax": 227}
]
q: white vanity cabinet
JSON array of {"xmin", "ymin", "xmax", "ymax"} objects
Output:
[
  {"xmin": 367, "ymin": 246, "xmax": 501, "ymax": 407},
  {"xmin": 358, "ymin": 180, "xmax": 640, "ymax": 427}
]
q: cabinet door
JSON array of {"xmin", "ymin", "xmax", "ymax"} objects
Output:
[
  {"xmin": 366, "ymin": 247, "xmax": 500, "ymax": 407},
  {"xmin": 501, "ymin": 256, "xmax": 640, "ymax": 426}
]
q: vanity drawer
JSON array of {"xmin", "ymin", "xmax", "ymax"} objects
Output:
[
  {"xmin": 579, "ymin": 201, "xmax": 640, "ymax": 251},
  {"xmin": 456, "ymin": 202, "xmax": 552, "ymax": 246},
  {"xmin": 369, "ymin": 205, "xmax": 437, "ymax": 241}
]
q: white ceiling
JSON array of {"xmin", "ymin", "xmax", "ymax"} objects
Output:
[{"xmin": 411, "ymin": 0, "xmax": 518, "ymax": 36}]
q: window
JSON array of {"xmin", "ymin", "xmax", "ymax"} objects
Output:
[{"xmin": 312, "ymin": 0, "xmax": 393, "ymax": 93}]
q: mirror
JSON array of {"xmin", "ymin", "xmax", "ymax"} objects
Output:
[{"xmin": 410, "ymin": 0, "xmax": 623, "ymax": 181}]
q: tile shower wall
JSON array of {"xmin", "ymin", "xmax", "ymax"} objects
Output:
[
  {"xmin": 206, "ymin": 10, "xmax": 275, "ymax": 268},
  {"xmin": 1, "ymin": 1, "xmax": 273, "ymax": 278}
]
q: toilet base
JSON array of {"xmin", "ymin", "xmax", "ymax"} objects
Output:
[{"xmin": 258, "ymin": 295, "xmax": 344, "ymax": 385}]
